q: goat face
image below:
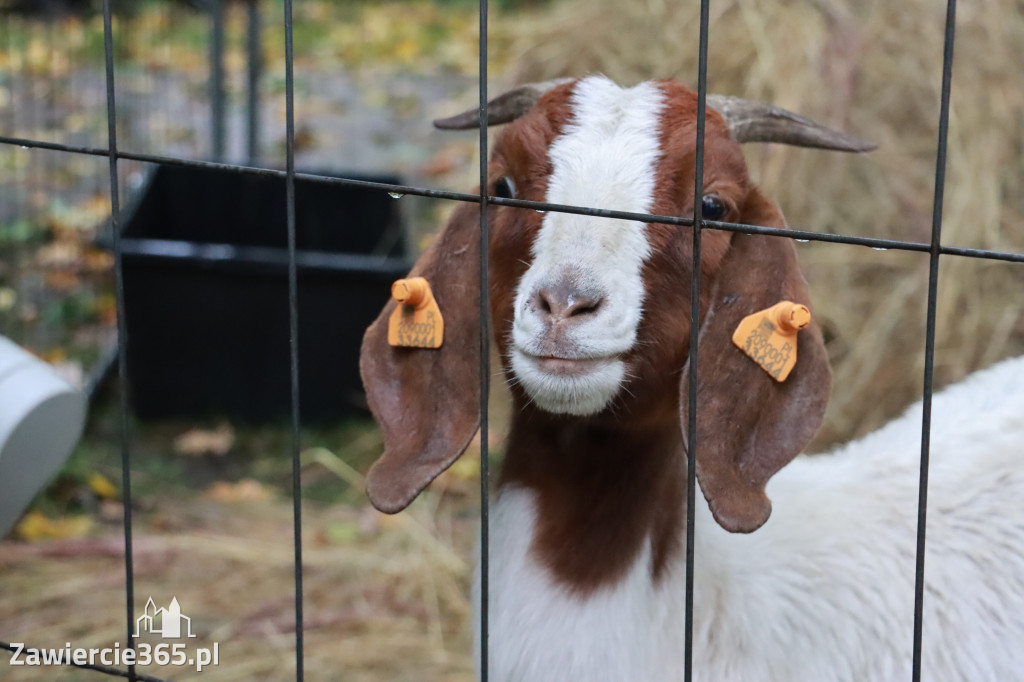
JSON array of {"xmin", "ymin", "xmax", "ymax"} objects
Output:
[
  {"xmin": 361, "ymin": 76, "xmax": 868, "ymax": 532},
  {"xmin": 489, "ymin": 77, "xmax": 750, "ymax": 419}
]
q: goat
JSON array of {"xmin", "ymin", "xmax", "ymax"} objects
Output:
[{"xmin": 359, "ymin": 75, "xmax": 1024, "ymax": 681}]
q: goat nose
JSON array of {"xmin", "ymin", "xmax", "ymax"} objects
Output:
[{"xmin": 534, "ymin": 284, "xmax": 603, "ymax": 322}]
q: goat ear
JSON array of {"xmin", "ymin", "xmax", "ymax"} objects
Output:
[
  {"xmin": 680, "ymin": 189, "xmax": 831, "ymax": 533},
  {"xmin": 360, "ymin": 201, "xmax": 482, "ymax": 514}
]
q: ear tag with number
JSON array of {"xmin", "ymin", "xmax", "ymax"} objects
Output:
[
  {"xmin": 387, "ymin": 277, "xmax": 444, "ymax": 349},
  {"xmin": 731, "ymin": 301, "xmax": 811, "ymax": 382}
]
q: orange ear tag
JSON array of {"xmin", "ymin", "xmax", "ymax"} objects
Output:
[
  {"xmin": 387, "ymin": 277, "xmax": 444, "ymax": 349},
  {"xmin": 731, "ymin": 301, "xmax": 811, "ymax": 382}
]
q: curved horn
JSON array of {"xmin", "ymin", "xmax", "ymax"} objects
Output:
[
  {"xmin": 706, "ymin": 94, "xmax": 876, "ymax": 153},
  {"xmin": 433, "ymin": 78, "xmax": 576, "ymax": 130}
]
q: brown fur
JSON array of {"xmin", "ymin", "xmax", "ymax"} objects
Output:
[
  {"xmin": 361, "ymin": 199, "xmax": 483, "ymax": 514},
  {"xmin": 360, "ymin": 79, "xmax": 832, "ymax": 593}
]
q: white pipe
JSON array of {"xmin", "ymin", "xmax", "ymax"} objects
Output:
[{"xmin": 0, "ymin": 335, "xmax": 87, "ymax": 538}]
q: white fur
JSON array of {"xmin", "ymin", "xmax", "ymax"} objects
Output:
[
  {"xmin": 482, "ymin": 355, "xmax": 1024, "ymax": 681},
  {"xmin": 483, "ymin": 487, "xmax": 685, "ymax": 682},
  {"xmin": 511, "ymin": 76, "xmax": 665, "ymax": 416},
  {"xmin": 509, "ymin": 350, "xmax": 627, "ymax": 416}
]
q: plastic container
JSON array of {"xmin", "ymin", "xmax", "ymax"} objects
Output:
[
  {"xmin": 0, "ymin": 335, "xmax": 86, "ymax": 537},
  {"xmin": 108, "ymin": 164, "xmax": 411, "ymax": 423}
]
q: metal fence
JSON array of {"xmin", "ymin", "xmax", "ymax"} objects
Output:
[{"xmin": 2, "ymin": 0, "xmax": 1023, "ymax": 680}]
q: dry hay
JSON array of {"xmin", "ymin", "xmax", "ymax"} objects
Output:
[
  {"xmin": 0, "ymin": 450, "xmax": 478, "ymax": 681},
  {"xmin": 498, "ymin": 0, "xmax": 1024, "ymax": 445}
]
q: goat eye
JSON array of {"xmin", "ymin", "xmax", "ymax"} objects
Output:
[
  {"xmin": 494, "ymin": 176, "xmax": 517, "ymax": 200},
  {"xmin": 700, "ymin": 194, "xmax": 728, "ymax": 221}
]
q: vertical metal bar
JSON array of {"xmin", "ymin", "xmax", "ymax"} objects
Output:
[
  {"xmin": 282, "ymin": 0, "xmax": 305, "ymax": 679},
  {"xmin": 246, "ymin": 0, "xmax": 262, "ymax": 165},
  {"xmin": 684, "ymin": 1, "xmax": 712, "ymax": 680},
  {"xmin": 101, "ymin": 1, "xmax": 137, "ymax": 678},
  {"xmin": 210, "ymin": 0, "xmax": 226, "ymax": 161},
  {"xmin": 2, "ymin": 18, "xmax": 25, "ymax": 311},
  {"xmin": 0, "ymin": 18, "xmax": 10, "ymax": 137},
  {"xmin": 44, "ymin": 21, "xmax": 57, "ymax": 240},
  {"xmin": 912, "ymin": 0, "xmax": 957, "ymax": 679},
  {"xmin": 1, "ymin": 14, "xmax": 12, "ymax": 262},
  {"xmin": 18, "ymin": 16, "xmax": 34, "ymax": 237},
  {"xmin": 477, "ymin": 0, "xmax": 491, "ymax": 679}
]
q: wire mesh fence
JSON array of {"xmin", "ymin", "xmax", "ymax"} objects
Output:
[{"xmin": 1, "ymin": 0, "xmax": 1022, "ymax": 680}]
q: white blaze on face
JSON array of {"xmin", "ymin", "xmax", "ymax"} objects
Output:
[{"xmin": 510, "ymin": 76, "xmax": 665, "ymax": 416}]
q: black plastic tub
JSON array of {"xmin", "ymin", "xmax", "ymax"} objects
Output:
[{"xmin": 106, "ymin": 164, "xmax": 410, "ymax": 423}]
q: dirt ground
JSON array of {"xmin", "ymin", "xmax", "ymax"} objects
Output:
[{"xmin": 0, "ymin": 423, "xmax": 483, "ymax": 681}]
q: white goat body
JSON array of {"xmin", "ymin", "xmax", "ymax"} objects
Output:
[
  {"xmin": 360, "ymin": 76, "xmax": 1024, "ymax": 682},
  {"xmin": 486, "ymin": 354, "xmax": 1024, "ymax": 682}
]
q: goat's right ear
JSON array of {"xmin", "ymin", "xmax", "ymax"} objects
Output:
[
  {"xmin": 360, "ymin": 201, "xmax": 482, "ymax": 514},
  {"xmin": 680, "ymin": 189, "xmax": 832, "ymax": 533}
]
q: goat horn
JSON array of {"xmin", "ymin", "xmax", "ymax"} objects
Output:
[
  {"xmin": 434, "ymin": 82, "xmax": 875, "ymax": 153},
  {"xmin": 433, "ymin": 78, "xmax": 576, "ymax": 130},
  {"xmin": 706, "ymin": 95, "xmax": 876, "ymax": 153}
]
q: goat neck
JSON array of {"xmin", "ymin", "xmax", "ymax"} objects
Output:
[{"xmin": 499, "ymin": 404, "xmax": 688, "ymax": 593}]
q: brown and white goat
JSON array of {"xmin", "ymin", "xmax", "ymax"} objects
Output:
[{"xmin": 360, "ymin": 76, "xmax": 1024, "ymax": 681}]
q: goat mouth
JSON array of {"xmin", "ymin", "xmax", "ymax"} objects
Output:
[
  {"xmin": 510, "ymin": 348, "xmax": 627, "ymax": 416},
  {"xmin": 515, "ymin": 350, "xmax": 620, "ymax": 377},
  {"xmin": 533, "ymin": 355, "xmax": 609, "ymax": 377}
]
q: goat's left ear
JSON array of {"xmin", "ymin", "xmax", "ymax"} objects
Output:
[{"xmin": 680, "ymin": 189, "xmax": 831, "ymax": 533}]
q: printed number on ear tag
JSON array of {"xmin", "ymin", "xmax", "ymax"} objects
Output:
[
  {"xmin": 387, "ymin": 277, "xmax": 444, "ymax": 349},
  {"xmin": 731, "ymin": 301, "xmax": 811, "ymax": 382}
]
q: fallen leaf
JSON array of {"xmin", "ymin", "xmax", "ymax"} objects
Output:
[
  {"xmin": 0, "ymin": 288, "xmax": 15, "ymax": 312},
  {"xmin": 41, "ymin": 348, "xmax": 68, "ymax": 364},
  {"xmin": 173, "ymin": 422, "xmax": 235, "ymax": 457},
  {"xmin": 204, "ymin": 479, "xmax": 273, "ymax": 503},
  {"xmin": 82, "ymin": 248, "xmax": 114, "ymax": 272},
  {"xmin": 44, "ymin": 270, "xmax": 81, "ymax": 291},
  {"xmin": 35, "ymin": 240, "xmax": 82, "ymax": 268},
  {"xmin": 96, "ymin": 293, "xmax": 118, "ymax": 326},
  {"xmin": 14, "ymin": 511, "xmax": 94, "ymax": 542},
  {"xmin": 89, "ymin": 472, "xmax": 119, "ymax": 500}
]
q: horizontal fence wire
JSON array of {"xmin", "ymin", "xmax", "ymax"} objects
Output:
[
  {"xmin": 1, "ymin": 135, "xmax": 1023, "ymax": 264},
  {"xmin": 1, "ymin": 0, "xmax": 1021, "ymax": 679}
]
